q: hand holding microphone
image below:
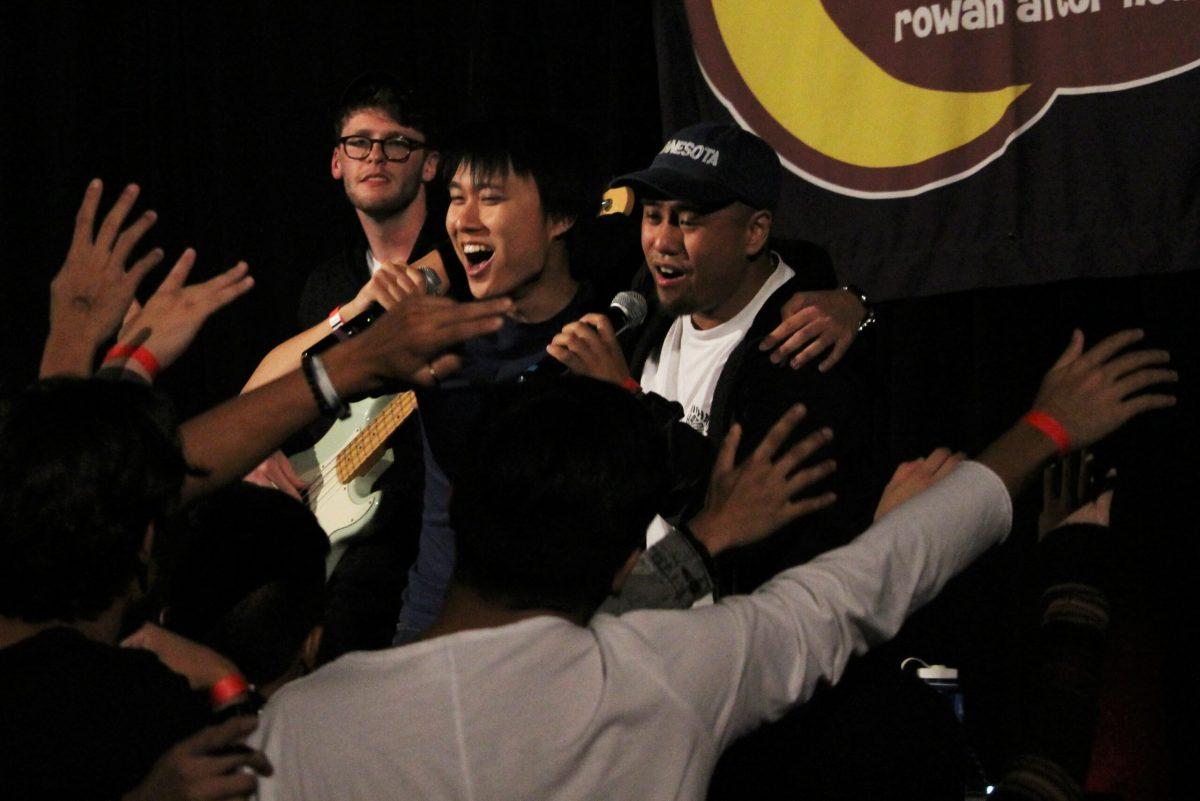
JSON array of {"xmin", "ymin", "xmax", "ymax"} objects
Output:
[
  {"xmin": 305, "ymin": 252, "xmax": 446, "ymax": 360},
  {"xmin": 340, "ymin": 250, "xmax": 446, "ymax": 322},
  {"xmin": 545, "ymin": 291, "xmax": 647, "ymax": 386}
]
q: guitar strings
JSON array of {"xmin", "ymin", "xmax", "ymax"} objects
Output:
[{"xmin": 299, "ymin": 393, "xmax": 418, "ymax": 511}]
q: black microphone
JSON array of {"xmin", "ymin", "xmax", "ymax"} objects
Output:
[
  {"xmin": 520, "ymin": 291, "xmax": 648, "ymax": 379},
  {"xmin": 599, "ymin": 290, "xmax": 650, "ymax": 337},
  {"xmin": 302, "ymin": 266, "xmax": 442, "ymax": 359}
]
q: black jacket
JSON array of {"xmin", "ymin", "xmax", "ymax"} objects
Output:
[{"xmin": 629, "ymin": 246, "xmax": 882, "ymax": 593}]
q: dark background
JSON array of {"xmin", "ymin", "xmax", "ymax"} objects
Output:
[{"xmin": 2, "ymin": 0, "xmax": 1195, "ymax": 788}]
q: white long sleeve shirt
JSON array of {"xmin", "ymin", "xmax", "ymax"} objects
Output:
[{"xmin": 252, "ymin": 461, "xmax": 1011, "ymax": 801}]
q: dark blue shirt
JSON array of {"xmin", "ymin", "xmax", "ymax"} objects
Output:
[{"xmin": 394, "ymin": 289, "xmax": 593, "ymax": 642}]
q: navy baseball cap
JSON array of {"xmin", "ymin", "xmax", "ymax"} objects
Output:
[{"xmin": 611, "ymin": 122, "xmax": 782, "ymax": 211}]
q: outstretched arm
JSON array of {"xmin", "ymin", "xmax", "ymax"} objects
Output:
[
  {"xmin": 242, "ymin": 255, "xmax": 442, "ymax": 392},
  {"xmin": 600, "ymin": 408, "xmax": 836, "ymax": 614},
  {"xmin": 978, "ymin": 328, "xmax": 1175, "ymax": 496},
  {"xmin": 180, "ymin": 295, "xmax": 511, "ymax": 501},
  {"xmin": 613, "ymin": 327, "xmax": 1175, "ymax": 749}
]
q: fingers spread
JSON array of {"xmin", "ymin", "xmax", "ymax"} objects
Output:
[
  {"xmin": 159, "ymin": 249, "xmax": 197, "ymax": 293},
  {"xmin": 127, "ymin": 248, "xmax": 166, "ymax": 287},
  {"xmin": 784, "ymin": 458, "xmax": 837, "ymax": 496},
  {"xmin": 1103, "ymin": 348, "xmax": 1171, "ymax": 381},
  {"xmin": 95, "ymin": 183, "xmax": 141, "ymax": 251},
  {"xmin": 110, "ymin": 209, "xmax": 158, "ymax": 266},
  {"xmin": 72, "ymin": 179, "xmax": 104, "ymax": 248},
  {"xmin": 1114, "ymin": 367, "xmax": 1178, "ymax": 400},
  {"xmin": 773, "ymin": 427, "xmax": 833, "ymax": 475},
  {"xmin": 786, "ymin": 491, "xmax": 837, "ymax": 521},
  {"xmin": 1122, "ymin": 392, "xmax": 1177, "ymax": 418},
  {"xmin": 752, "ymin": 404, "xmax": 807, "ymax": 464},
  {"xmin": 714, "ymin": 423, "xmax": 743, "ymax": 477},
  {"xmin": 1081, "ymin": 328, "xmax": 1144, "ymax": 369}
]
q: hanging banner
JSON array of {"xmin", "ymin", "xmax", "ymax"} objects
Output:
[{"xmin": 658, "ymin": 1, "xmax": 1200, "ymax": 298}]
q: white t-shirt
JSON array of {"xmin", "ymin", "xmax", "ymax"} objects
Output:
[
  {"xmin": 251, "ymin": 463, "xmax": 1011, "ymax": 801},
  {"xmin": 641, "ymin": 256, "xmax": 794, "ymax": 437},
  {"xmin": 641, "ymin": 256, "xmax": 794, "ymax": 547}
]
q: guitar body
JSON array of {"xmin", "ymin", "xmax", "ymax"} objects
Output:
[{"xmin": 290, "ymin": 394, "xmax": 397, "ymax": 549}]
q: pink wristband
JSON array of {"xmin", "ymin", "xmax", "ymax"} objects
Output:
[
  {"xmin": 104, "ymin": 343, "xmax": 160, "ymax": 379},
  {"xmin": 328, "ymin": 306, "xmax": 345, "ymax": 330},
  {"xmin": 1024, "ymin": 410, "xmax": 1071, "ymax": 455},
  {"xmin": 621, "ymin": 376, "xmax": 643, "ymax": 396}
]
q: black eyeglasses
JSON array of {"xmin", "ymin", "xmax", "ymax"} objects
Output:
[{"xmin": 338, "ymin": 135, "xmax": 428, "ymax": 162}]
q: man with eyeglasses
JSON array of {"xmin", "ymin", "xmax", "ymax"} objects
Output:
[{"xmin": 241, "ymin": 71, "xmax": 466, "ymax": 662}]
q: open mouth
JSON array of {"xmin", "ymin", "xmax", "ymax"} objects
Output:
[
  {"xmin": 653, "ymin": 263, "xmax": 688, "ymax": 284},
  {"xmin": 462, "ymin": 243, "xmax": 495, "ymax": 275}
]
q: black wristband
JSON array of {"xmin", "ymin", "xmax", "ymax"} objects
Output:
[{"xmin": 678, "ymin": 522, "xmax": 719, "ymax": 580}]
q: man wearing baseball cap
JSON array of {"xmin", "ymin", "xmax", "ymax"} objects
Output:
[{"xmin": 551, "ymin": 122, "xmax": 881, "ymax": 594}]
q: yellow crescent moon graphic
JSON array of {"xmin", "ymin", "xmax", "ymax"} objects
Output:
[{"xmin": 712, "ymin": 0, "xmax": 1030, "ymax": 168}]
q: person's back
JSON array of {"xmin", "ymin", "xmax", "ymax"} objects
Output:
[{"xmin": 252, "ymin": 378, "xmax": 1017, "ymax": 800}]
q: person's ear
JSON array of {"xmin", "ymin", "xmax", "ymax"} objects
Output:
[
  {"xmin": 548, "ymin": 213, "xmax": 576, "ymax": 241},
  {"xmin": 744, "ymin": 209, "xmax": 772, "ymax": 257},
  {"xmin": 422, "ymin": 151, "xmax": 440, "ymax": 183},
  {"xmin": 331, "ymin": 147, "xmax": 344, "ymax": 180},
  {"xmin": 611, "ymin": 548, "xmax": 644, "ymax": 593}
]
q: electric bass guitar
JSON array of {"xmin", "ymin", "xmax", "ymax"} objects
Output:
[{"xmin": 289, "ymin": 390, "xmax": 417, "ymax": 547}]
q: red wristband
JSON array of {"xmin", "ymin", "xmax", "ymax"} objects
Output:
[
  {"xmin": 328, "ymin": 306, "xmax": 344, "ymax": 330},
  {"xmin": 209, "ymin": 673, "xmax": 250, "ymax": 709},
  {"xmin": 104, "ymin": 343, "xmax": 160, "ymax": 379},
  {"xmin": 1024, "ymin": 410, "xmax": 1071, "ymax": 455},
  {"xmin": 621, "ymin": 376, "xmax": 642, "ymax": 396}
]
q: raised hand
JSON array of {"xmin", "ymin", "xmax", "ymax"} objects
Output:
[
  {"xmin": 688, "ymin": 404, "xmax": 837, "ymax": 555},
  {"xmin": 41, "ymin": 180, "xmax": 164, "ymax": 377},
  {"xmin": 1031, "ymin": 329, "xmax": 1176, "ymax": 449},
  {"xmin": 349, "ymin": 294, "xmax": 514, "ymax": 389},
  {"xmin": 112, "ymin": 249, "xmax": 254, "ymax": 378},
  {"xmin": 759, "ymin": 288, "xmax": 866, "ymax": 372},
  {"xmin": 122, "ymin": 716, "xmax": 272, "ymax": 801},
  {"xmin": 874, "ymin": 447, "xmax": 966, "ymax": 521}
]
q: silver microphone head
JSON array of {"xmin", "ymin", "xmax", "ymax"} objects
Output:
[
  {"xmin": 418, "ymin": 266, "xmax": 443, "ymax": 295},
  {"xmin": 610, "ymin": 291, "xmax": 648, "ymax": 334}
]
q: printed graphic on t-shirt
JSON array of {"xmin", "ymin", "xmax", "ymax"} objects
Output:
[{"xmin": 683, "ymin": 405, "xmax": 710, "ymax": 435}]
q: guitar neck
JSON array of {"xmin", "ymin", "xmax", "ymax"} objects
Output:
[{"xmin": 335, "ymin": 391, "xmax": 418, "ymax": 483}]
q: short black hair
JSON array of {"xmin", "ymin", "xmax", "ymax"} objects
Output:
[
  {"xmin": 334, "ymin": 69, "xmax": 440, "ymax": 144},
  {"xmin": 0, "ymin": 379, "xmax": 189, "ymax": 623},
  {"xmin": 160, "ymin": 483, "xmax": 329, "ymax": 687},
  {"xmin": 451, "ymin": 377, "xmax": 668, "ymax": 617},
  {"xmin": 439, "ymin": 116, "xmax": 601, "ymax": 244}
]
